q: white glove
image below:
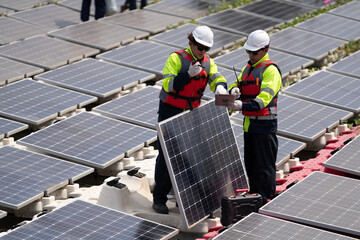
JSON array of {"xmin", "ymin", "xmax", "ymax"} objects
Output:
[
  {"xmin": 226, "ymin": 100, "xmax": 243, "ymax": 111},
  {"xmin": 215, "ymin": 85, "xmax": 228, "ymax": 95},
  {"xmin": 231, "ymin": 87, "xmax": 240, "ymax": 99},
  {"xmin": 188, "ymin": 62, "xmax": 202, "ymax": 77}
]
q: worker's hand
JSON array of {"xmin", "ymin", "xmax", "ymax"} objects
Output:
[
  {"xmin": 226, "ymin": 100, "xmax": 243, "ymax": 111},
  {"xmin": 230, "ymin": 87, "xmax": 240, "ymax": 99},
  {"xmin": 215, "ymin": 85, "xmax": 228, "ymax": 95},
  {"xmin": 188, "ymin": 62, "xmax": 202, "ymax": 77}
]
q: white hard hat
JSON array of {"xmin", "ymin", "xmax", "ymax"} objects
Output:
[
  {"xmin": 192, "ymin": 25, "xmax": 214, "ymax": 48},
  {"xmin": 244, "ymin": 30, "xmax": 270, "ymax": 51}
]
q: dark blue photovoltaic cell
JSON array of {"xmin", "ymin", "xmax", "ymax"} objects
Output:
[
  {"xmin": 327, "ymin": 51, "xmax": 360, "ymax": 79},
  {"xmin": 330, "ymin": 0, "xmax": 360, "ymax": 21},
  {"xmin": 260, "ymin": 172, "xmax": 360, "ymax": 237},
  {"xmin": 157, "ymin": 100, "xmax": 248, "ymax": 228},
  {"xmin": 0, "ymin": 79, "xmax": 97, "ymax": 125},
  {"xmin": 0, "ymin": 146, "xmax": 93, "ymax": 209},
  {"xmin": 18, "ymin": 112, "xmax": 157, "ymax": 168},
  {"xmin": 0, "ymin": 200, "xmax": 178, "ymax": 239},
  {"xmin": 0, "ymin": 117, "xmax": 28, "ymax": 140},
  {"xmin": 285, "ymin": 0, "xmax": 335, "ymax": 8}
]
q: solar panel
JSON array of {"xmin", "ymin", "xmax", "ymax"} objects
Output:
[
  {"xmin": 97, "ymin": 40, "xmax": 179, "ymax": 76},
  {"xmin": 0, "ymin": 17, "xmax": 47, "ymax": 45},
  {"xmin": 330, "ymin": 0, "xmax": 360, "ymax": 21},
  {"xmin": 0, "ymin": 35, "xmax": 99, "ymax": 70},
  {"xmin": 149, "ymin": 23, "xmax": 245, "ymax": 57},
  {"xmin": 101, "ymin": 9, "xmax": 188, "ymax": 35},
  {"xmin": 260, "ymin": 171, "xmax": 360, "ymax": 237},
  {"xmin": 285, "ymin": 0, "xmax": 335, "ymax": 8},
  {"xmin": 48, "ymin": 20, "xmax": 149, "ymax": 51},
  {"xmin": 8, "ymin": 4, "xmax": 81, "ymax": 30},
  {"xmin": 156, "ymin": 100, "xmax": 248, "ymax": 229},
  {"xmin": 237, "ymin": 0, "xmax": 313, "ymax": 22},
  {"xmin": 0, "ymin": 200, "xmax": 178, "ymax": 239},
  {"xmin": 93, "ymin": 86, "xmax": 159, "ymax": 129},
  {"xmin": 0, "ymin": 56, "xmax": 43, "ymax": 85},
  {"xmin": 232, "ymin": 123, "xmax": 306, "ymax": 167},
  {"xmin": 0, "ymin": 79, "xmax": 97, "ymax": 125},
  {"xmin": 213, "ymin": 212, "xmax": 357, "ymax": 239},
  {"xmin": 196, "ymin": 9, "xmax": 282, "ymax": 36},
  {"xmin": 144, "ymin": 0, "xmax": 217, "ymax": 19},
  {"xmin": 0, "ymin": 210, "xmax": 6, "ymax": 219},
  {"xmin": 323, "ymin": 135, "xmax": 360, "ymax": 177},
  {"xmin": 283, "ymin": 70, "xmax": 360, "ymax": 113},
  {"xmin": 295, "ymin": 13, "xmax": 360, "ymax": 41},
  {"xmin": 18, "ymin": 112, "xmax": 157, "ymax": 169},
  {"xmin": 0, "ymin": 0, "xmax": 49, "ymax": 11},
  {"xmin": 58, "ymin": 0, "xmax": 95, "ymax": 15},
  {"xmin": 214, "ymin": 47, "xmax": 314, "ymax": 79},
  {"xmin": 327, "ymin": 51, "xmax": 360, "ymax": 79},
  {"xmin": 0, "ymin": 117, "xmax": 28, "ymax": 140},
  {"xmin": 0, "ymin": 146, "xmax": 93, "ymax": 209},
  {"xmin": 269, "ymin": 27, "xmax": 346, "ymax": 61},
  {"xmin": 230, "ymin": 94, "xmax": 353, "ymax": 142},
  {"xmin": 35, "ymin": 58, "xmax": 155, "ymax": 98}
]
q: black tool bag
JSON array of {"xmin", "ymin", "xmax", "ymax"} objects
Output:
[{"xmin": 220, "ymin": 189, "xmax": 262, "ymax": 227}]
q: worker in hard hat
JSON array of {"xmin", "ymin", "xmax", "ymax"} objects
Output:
[
  {"xmin": 153, "ymin": 25, "xmax": 228, "ymax": 214},
  {"xmin": 226, "ymin": 30, "xmax": 282, "ymax": 205}
]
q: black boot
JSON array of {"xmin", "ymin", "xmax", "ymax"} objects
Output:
[{"xmin": 152, "ymin": 203, "xmax": 169, "ymax": 214}]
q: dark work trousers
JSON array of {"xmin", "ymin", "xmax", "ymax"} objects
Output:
[
  {"xmin": 81, "ymin": 0, "xmax": 106, "ymax": 21},
  {"xmin": 153, "ymin": 101, "xmax": 184, "ymax": 204},
  {"xmin": 244, "ymin": 132, "xmax": 278, "ymax": 204}
]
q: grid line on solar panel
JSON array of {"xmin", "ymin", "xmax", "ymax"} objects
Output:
[
  {"xmin": 323, "ymin": 135, "xmax": 360, "ymax": 176},
  {"xmin": 101, "ymin": 9, "xmax": 188, "ymax": 34},
  {"xmin": 18, "ymin": 112, "xmax": 157, "ymax": 169},
  {"xmin": 0, "ymin": 117, "xmax": 28, "ymax": 140},
  {"xmin": 48, "ymin": 20, "xmax": 149, "ymax": 51},
  {"xmin": 0, "ymin": 200, "xmax": 178, "ymax": 239},
  {"xmin": 97, "ymin": 40, "xmax": 179, "ymax": 75},
  {"xmin": 260, "ymin": 171, "xmax": 360, "ymax": 237},
  {"xmin": 0, "ymin": 79, "xmax": 97, "ymax": 125},
  {"xmin": 283, "ymin": 70, "xmax": 360, "ymax": 113},
  {"xmin": 157, "ymin": 100, "xmax": 248, "ymax": 228},
  {"xmin": 327, "ymin": 51, "xmax": 360, "ymax": 79},
  {"xmin": 196, "ymin": 9, "xmax": 282, "ymax": 36},
  {"xmin": 329, "ymin": 0, "xmax": 360, "ymax": 21},
  {"xmin": 0, "ymin": 146, "xmax": 93, "ymax": 209},
  {"xmin": 34, "ymin": 58, "xmax": 155, "ymax": 98},
  {"xmin": 213, "ymin": 213, "xmax": 357, "ymax": 239},
  {"xmin": 93, "ymin": 86, "xmax": 159, "ymax": 129},
  {"xmin": 0, "ymin": 36, "xmax": 99, "ymax": 70},
  {"xmin": 269, "ymin": 27, "xmax": 346, "ymax": 61},
  {"xmin": 8, "ymin": 4, "xmax": 81, "ymax": 30},
  {"xmin": 295, "ymin": 13, "xmax": 360, "ymax": 41}
]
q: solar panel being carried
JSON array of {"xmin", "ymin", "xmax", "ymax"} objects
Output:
[
  {"xmin": 93, "ymin": 86, "xmax": 160, "ymax": 129},
  {"xmin": 323, "ymin": 135, "xmax": 360, "ymax": 177},
  {"xmin": 0, "ymin": 35, "xmax": 99, "ymax": 70},
  {"xmin": 214, "ymin": 47, "xmax": 314, "ymax": 79},
  {"xmin": 269, "ymin": 27, "xmax": 346, "ymax": 61},
  {"xmin": 0, "ymin": 117, "xmax": 28, "ymax": 140},
  {"xmin": 196, "ymin": 9, "xmax": 282, "ymax": 36},
  {"xmin": 0, "ymin": 146, "xmax": 93, "ymax": 210},
  {"xmin": 329, "ymin": 0, "xmax": 360, "ymax": 21},
  {"xmin": 0, "ymin": 79, "xmax": 97, "ymax": 126},
  {"xmin": 97, "ymin": 40, "xmax": 178, "ymax": 76},
  {"xmin": 101, "ymin": 9, "xmax": 189, "ymax": 35},
  {"xmin": 260, "ymin": 171, "xmax": 360, "ymax": 237},
  {"xmin": 327, "ymin": 51, "xmax": 360, "ymax": 79},
  {"xmin": 149, "ymin": 23, "xmax": 245, "ymax": 57},
  {"xmin": 283, "ymin": 70, "xmax": 360, "ymax": 113},
  {"xmin": 48, "ymin": 21, "xmax": 149, "ymax": 51},
  {"xmin": 157, "ymin": 100, "xmax": 248, "ymax": 229},
  {"xmin": 35, "ymin": 58, "xmax": 155, "ymax": 98},
  {"xmin": 0, "ymin": 200, "xmax": 178, "ymax": 239},
  {"xmin": 18, "ymin": 112, "xmax": 157, "ymax": 169},
  {"xmin": 295, "ymin": 13, "xmax": 360, "ymax": 41},
  {"xmin": 213, "ymin": 212, "xmax": 357, "ymax": 239}
]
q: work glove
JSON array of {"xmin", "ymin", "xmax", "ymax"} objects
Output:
[
  {"xmin": 215, "ymin": 85, "xmax": 228, "ymax": 95},
  {"xmin": 226, "ymin": 100, "xmax": 243, "ymax": 111},
  {"xmin": 188, "ymin": 62, "xmax": 202, "ymax": 77},
  {"xmin": 230, "ymin": 87, "xmax": 240, "ymax": 99}
]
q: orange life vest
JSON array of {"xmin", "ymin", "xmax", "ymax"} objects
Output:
[{"xmin": 160, "ymin": 50, "xmax": 210, "ymax": 110}]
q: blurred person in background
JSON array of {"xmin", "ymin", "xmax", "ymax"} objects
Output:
[{"xmin": 81, "ymin": 0, "xmax": 106, "ymax": 21}]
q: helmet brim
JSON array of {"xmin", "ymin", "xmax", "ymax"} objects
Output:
[{"xmin": 194, "ymin": 36, "xmax": 213, "ymax": 47}]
